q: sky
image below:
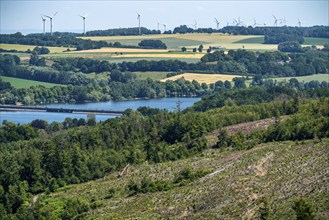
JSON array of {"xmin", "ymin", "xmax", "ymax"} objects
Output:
[{"xmin": 1, "ymin": 0, "xmax": 328, "ymax": 34}]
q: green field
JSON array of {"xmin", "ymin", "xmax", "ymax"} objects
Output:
[
  {"xmin": 272, "ymin": 74, "xmax": 329, "ymax": 83},
  {"xmin": 134, "ymin": 71, "xmax": 169, "ymax": 80},
  {"xmin": 234, "ymin": 36, "xmax": 264, "ymax": 44},
  {"xmin": 0, "ymin": 76, "xmax": 64, "ymax": 89},
  {"xmin": 105, "ymin": 37, "xmax": 207, "ymax": 49},
  {"xmin": 304, "ymin": 37, "xmax": 329, "ymax": 45}
]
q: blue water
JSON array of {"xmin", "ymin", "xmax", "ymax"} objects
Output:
[{"xmin": 0, "ymin": 97, "xmax": 200, "ymax": 124}]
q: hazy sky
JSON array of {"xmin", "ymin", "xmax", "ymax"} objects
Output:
[{"xmin": 1, "ymin": 0, "xmax": 328, "ymax": 34}]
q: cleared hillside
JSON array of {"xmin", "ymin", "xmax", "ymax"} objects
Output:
[{"xmin": 36, "ymin": 138, "xmax": 329, "ymax": 219}]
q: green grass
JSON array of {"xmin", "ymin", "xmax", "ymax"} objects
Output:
[
  {"xmin": 134, "ymin": 71, "xmax": 169, "ymax": 80},
  {"xmin": 106, "ymin": 37, "xmax": 207, "ymax": 49},
  {"xmin": 43, "ymin": 138, "xmax": 329, "ymax": 219},
  {"xmin": 233, "ymin": 36, "xmax": 265, "ymax": 44},
  {"xmin": 272, "ymin": 74, "xmax": 329, "ymax": 83},
  {"xmin": 303, "ymin": 37, "xmax": 329, "ymax": 45},
  {"xmin": 0, "ymin": 76, "xmax": 65, "ymax": 89},
  {"xmin": 105, "ymin": 57, "xmax": 200, "ymax": 63}
]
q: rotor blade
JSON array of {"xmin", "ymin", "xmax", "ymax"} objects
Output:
[
  {"xmin": 84, "ymin": 14, "xmax": 88, "ymax": 17},
  {"xmin": 53, "ymin": 11, "xmax": 58, "ymax": 17},
  {"xmin": 44, "ymin": 15, "xmax": 52, "ymax": 19}
]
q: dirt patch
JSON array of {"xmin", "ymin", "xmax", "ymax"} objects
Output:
[{"xmin": 247, "ymin": 152, "xmax": 274, "ymax": 177}]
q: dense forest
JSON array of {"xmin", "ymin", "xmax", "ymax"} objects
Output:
[
  {"xmin": 172, "ymin": 25, "xmax": 329, "ymax": 38},
  {"xmin": 0, "ymin": 85, "xmax": 328, "ymax": 218}
]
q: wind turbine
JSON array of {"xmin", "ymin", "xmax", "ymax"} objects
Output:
[
  {"xmin": 79, "ymin": 14, "xmax": 88, "ymax": 35},
  {"xmin": 163, "ymin": 24, "xmax": 167, "ymax": 32},
  {"xmin": 137, "ymin": 12, "xmax": 141, "ymax": 35},
  {"xmin": 193, "ymin": 20, "xmax": 198, "ymax": 29},
  {"xmin": 41, "ymin": 16, "xmax": 46, "ymax": 35},
  {"xmin": 298, "ymin": 18, "xmax": 302, "ymax": 27},
  {"xmin": 44, "ymin": 11, "xmax": 58, "ymax": 35},
  {"xmin": 272, "ymin": 15, "xmax": 278, "ymax": 27},
  {"xmin": 214, "ymin": 18, "xmax": 221, "ymax": 29},
  {"xmin": 157, "ymin": 22, "xmax": 160, "ymax": 31},
  {"xmin": 233, "ymin": 18, "xmax": 243, "ymax": 26},
  {"xmin": 282, "ymin": 18, "xmax": 287, "ymax": 26}
]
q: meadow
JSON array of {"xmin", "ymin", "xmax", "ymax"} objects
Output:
[
  {"xmin": 272, "ymin": 74, "xmax": 329, "ymax": 83},
  {"xmin": 0, "ymin": 43, "xmax": 74, "ymax": 53},
  {"xmin": 0, "ymin": 76, "xmax": 64, "ymax": 89},
  {"xmin": 161, "ymin": 73, "xmax": 243, "ymax": 84}
]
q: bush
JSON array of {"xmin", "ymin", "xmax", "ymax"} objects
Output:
[{"xmin": 138, "ymin": 40, "xmax": 167, "ymax": 49}]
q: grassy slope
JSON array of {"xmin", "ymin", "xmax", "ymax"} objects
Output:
[
  {"xmin": 0, "ymin": 76, "xmax": 64, "ymax": 89},
  {"xmin": 81, "ymin": 34, "xmax": 278, "ymax": 51},
  {"xmin": 273, "ymin": 74, "xmax": 329, "ymax": 83},
  {"xmin": 46, "ymin": 138, "xmax": 328, "ymax": 219}
]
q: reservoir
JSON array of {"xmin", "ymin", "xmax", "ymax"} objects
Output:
[{"xmin": 0, "ymin": 97, "xmax": 201, "ymax": 124}]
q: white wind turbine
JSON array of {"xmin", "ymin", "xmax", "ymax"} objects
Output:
[
  {"xmin": 41, "ymin": 16, "xmax": 46, "ymax": 35},
  {"xmin": 137, "ymin": 12, "xmax": 142, "ymax": 35},
  {"xmin": 44, "ymin": 11, "xmax": 58, "ymax": 35},
  {"xmin": 79, "ymin": 14, "xmax": 88, "ymax": 35}
]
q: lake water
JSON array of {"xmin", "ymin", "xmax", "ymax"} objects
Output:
[{"xmin": 0, "ymin": 97, "xmax": 201, "ymax": 124}]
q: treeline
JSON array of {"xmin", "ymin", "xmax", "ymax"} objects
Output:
[
  {"xmin": 52, "ymin": 48, "xmax": 329, "ymax": 77},
  {"xmin": 171, "ymin": 25, "xmax": 329, "ymax": 39},
  {"xmin": 189, "ymin": 84, "xmax": 329, "ymax": 112},
  {"xmin": 0, "ymin": 33, "xmax": 137, "ymax": 51},
  {"xmin": 85, "ymin": 27, "xmax": 160, "ymax": 36},
  {"xmin": 1, "ymin": 93, "xmax": 329, "ymax": 218},
  {"xmin": 220, "ymin": 25, "xmax": 329, "ymax": 38},
  {"xmin": 201, "ymin": 48, "xmax": 329, "ymax": 76}
]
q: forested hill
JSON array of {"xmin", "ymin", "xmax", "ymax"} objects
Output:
[{"xmin": 1, "ymin": 92, "xmax": 328, "ymax": 218}]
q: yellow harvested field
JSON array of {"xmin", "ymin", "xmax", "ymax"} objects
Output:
[
  {"xmin": 112, "ymin": 53, "xmax": 204, "ymax": 59},
  {"xmin": 72, "ymin": 47, "xmax": 169, "ymax": 53},
  {"xmin": 0, "ymin": 43, "xmax": 75, "ymax": 53},
  {"xmin": 161, "ymin": 73, "xmax": 243, "ymax": 84}
]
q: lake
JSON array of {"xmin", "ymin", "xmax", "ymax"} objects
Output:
[{"xmin": 0, "ymin": 97, "xmax": 201, "ymax": 124}]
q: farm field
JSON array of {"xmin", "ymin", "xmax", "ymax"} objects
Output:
[
  {"xmin": 43, "ymin": 138, "xmax": 329, "ymax": 219},
  {"xmin": 0, "ymin": 43, "xmax": 74, "ymax": 53},
  {"xmin": 161, "ymin": 73, "xmax": 243, "ymax": 84},
  {"xmin": 134, "ymin": 71, "xmax": 169, "ymax": 80},
  {"xmin": 0, "ymin": 76, "xmax": 64, "ymax": 89},
  {"xmin": 272, "ymin": 73, "xmax": 329, "ymax": 83},
  {"xmin": 81, "ymin": 33, "xmax": 278, "ymax": 50}
]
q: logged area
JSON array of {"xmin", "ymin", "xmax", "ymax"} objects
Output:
[{"xmin": 43, "ymin": 139, "xmax": 329, "ymax": 219}]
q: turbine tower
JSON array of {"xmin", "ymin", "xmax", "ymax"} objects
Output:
[
  {"xmin": 44, "ymin": 11, "xmax": 58, "ymax": 35},
  {"xmin": 272, "ymin": 15, "xmax": 278, "ymax": 27},
  {"xmin": 214, "ymin": 18, "xmax": 221, "ymax": 29},
  {"xmin": 298, "ymin": 18, "xmax": 302, "ymax": 27},
  {"xmin": 157, "ymin": 22, "xmax": 160, "ymax": 31},
  {"xmin": 79, "ymin": 14, "xmax": 88, "ymax": 35},
  {"xmin": 163, "ymin": 24, "xmax": 167, "ymax": 32},
  {"xmin": 41, "ymin": 16, "xmax": 46, "ymax": 35},
  {"xmin": 137, "ymin": 12, "xmax": 141, "ymax": 35},
  {"xmin": 193, "ymin": 20, "xmax": 198, "ymax": 29}
]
